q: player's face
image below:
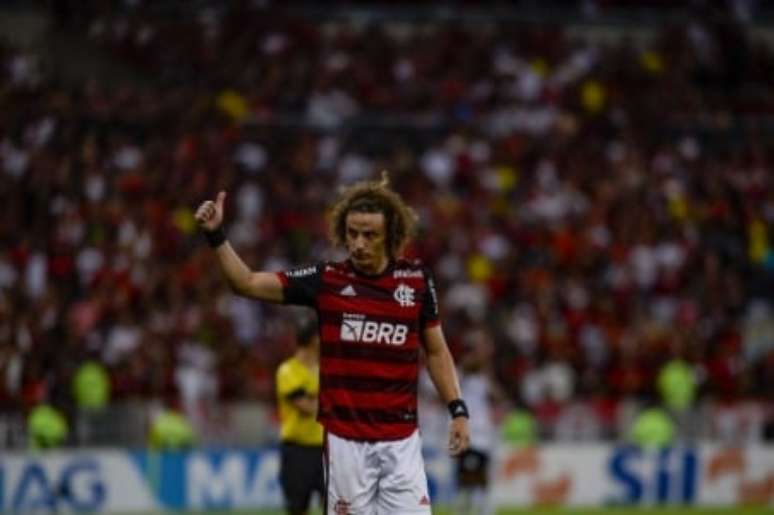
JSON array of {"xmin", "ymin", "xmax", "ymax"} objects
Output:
[{"xmin": 345, "ymin": 211, "xmax": 389, "ymax": 274}]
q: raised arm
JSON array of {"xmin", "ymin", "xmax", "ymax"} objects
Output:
[{"xmin": 195, "ymin": 191, "xmax": 283, "ymax": 303}]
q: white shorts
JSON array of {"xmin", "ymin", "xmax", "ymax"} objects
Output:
[{"xmin": 325, "ymin": 429, "xmax": 432, "ymax": 515}]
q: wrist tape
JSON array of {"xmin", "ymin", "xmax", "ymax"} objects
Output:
[
  {"xmin": 448, "ymin": 399, "xmax": 469, "ymax": 419},
  {"xmin": 204, "ymin": 226, "xmax": 227, "ymax": 248}
]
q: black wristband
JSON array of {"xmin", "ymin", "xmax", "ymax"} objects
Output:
[
  {"xmin": 204, "ymin": 226, "xmax": 227, "ymax": 248},
  {"xmin": 448, "ymin": 399, "xmax": 469, "ymax": 419}
]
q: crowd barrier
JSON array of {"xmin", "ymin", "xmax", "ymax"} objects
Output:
[{"xmin": 2, "ymin": 444, "xmax": 772, "ymax": 512}]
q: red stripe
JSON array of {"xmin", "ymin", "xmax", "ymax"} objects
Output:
[
  {"xmin": 322, "ymin": 357, "xmax": 418, "ymax": 379},
  {"xmin": 321, "ymin": 390, "xmax": 416, "ymax": 411},
  {"xmin": 323, "ymin": 419, "xmax": 416, "ymax": 441},
  {"xmin": 276, "ymin": 272, "xmax": 288, "ymax": 287},
  {"xmin": 318, "ymin": 293, "xmax": 420, "ymax": 318},
  {"xmin": 320, "ymin": 341, "xmax": 419, "ymax": 364}
]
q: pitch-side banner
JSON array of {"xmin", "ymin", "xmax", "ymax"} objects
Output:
[
  {"xmin": 492, "ymin": 444, "xmax": 774, "ymax": 507},
  {"xmin": 0, "ymin": 448, "xmax": 284, "ymax": 513},
  {"xmin": 1, "ymin": 445, "xmax": 772, "ymax": 512}
]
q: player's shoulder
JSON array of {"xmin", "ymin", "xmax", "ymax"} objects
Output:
[
  {"xmin": 284, "ymin": 260, "xmax": 354, "ymax": 278},
  {"xmin": 315, "ymin": 260, "xmax": 352, "ymax": 279},
  {"xmin": 392, "ymin": 258, "xmax": 431, "ymax": 279},
  {"xmin": 324, "ymin": 260, "xmax": 348, "ymax": 272}
]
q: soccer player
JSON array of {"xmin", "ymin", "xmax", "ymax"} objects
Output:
[
  {"xmin": 195, "ymin": 173, "xmax": 471, "ymax": 514},
  {"xmin": 276, "ymin": 315, "xmax": 324, "ymax": 515}
]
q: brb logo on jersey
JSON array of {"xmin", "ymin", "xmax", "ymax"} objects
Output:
[
  {"xmin": 340, "ymin": 313, "xmax": 408, "ymax": 345},
  {"xmin": 393, "ymin": 283, "xmax": 415, "ymax": 307}
]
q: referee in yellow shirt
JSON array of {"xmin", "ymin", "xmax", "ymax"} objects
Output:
[{"xmin": 276, "ymin": 316, "xmax": 324, "ymax": 515}]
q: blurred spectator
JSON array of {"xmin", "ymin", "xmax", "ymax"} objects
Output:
[
  {"xmin": 657, "ymin": 357, "xmax": 697, "ymax": 413},
  {"xmin": 27, "ymin": 404, "xmax": 68, "ymax": 450},
  {"xmin": 709, "ymin": 399, "xmax": 767, "ymax": 444},
  {"xmin": 501, "ymin": 408, "xmax": 537, "ymax": 448},
  {"xmin": 628, "ymin": 403, "xmax": 675, "ymax": 449},
  {"xmin": 72, "ymin": 358, "xmax": 111, "ymax": 445},
  {"xmin": 1, "ymin": 3, "xmax": 773, "ymax": 444},
  {"xmin": 454, "ymin": 329, "xmax": 499, "ymax": 515},
  {"xmin": 149, "ymin": 405, "xmax": 195, "ymax": 451},
  {"xmin": 554, "ymin": 401, "xmax": 605, "ymax": 441},
  {"xmin": 73, "ymin": 360, "xmax": 110, "ymax": 412}
]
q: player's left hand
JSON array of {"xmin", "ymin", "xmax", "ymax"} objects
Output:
[{"xmin": 448, "ymin": 416, "xmax": 470, "ymax": 456}]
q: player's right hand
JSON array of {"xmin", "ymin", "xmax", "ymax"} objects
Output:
[{"xmin": 194, "ymin": 191, "xmax": 226, "ymax": 232}]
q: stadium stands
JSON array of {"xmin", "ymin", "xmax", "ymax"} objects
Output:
[{"xmin": 1, "ymin": 1, "xmax": 773, "ymax": 447}]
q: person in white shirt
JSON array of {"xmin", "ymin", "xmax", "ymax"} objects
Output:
[{"xmin": 454, "ymin": 329, "xmax": 501, "ymax": 515}]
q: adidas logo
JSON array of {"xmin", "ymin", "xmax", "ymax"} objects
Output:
[
  {"xmin": 419, "ymin": 495, "xmax": 430, "ymax": 506},
  {"xmin": 340, "ymin": 285, "xmax": 356, "ymax": 297}
]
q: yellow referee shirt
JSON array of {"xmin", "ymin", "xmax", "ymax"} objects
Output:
[{"xmin": 276, "ymin": 357, "xmax": 323, "ymax": 446}]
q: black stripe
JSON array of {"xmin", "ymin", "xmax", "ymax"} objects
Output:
[
  {"xmin": 321, "ymin": 281, "xmax": 396, "ymax": 301},
  {"xmin": 321, "ymin": 374, "xmax": 417, "ymax": 393},
  {"xmin": 324, "ymin": 405, "xmax": 417, "ymax": 424},
  {"xmin": 321, "ymin": 343, "xmax": 419, "ymax": 363}
]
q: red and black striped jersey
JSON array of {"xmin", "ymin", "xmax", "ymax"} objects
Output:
[{"xmin": 276, "ymin": 258, "xmax": 440, "ymax": 440}]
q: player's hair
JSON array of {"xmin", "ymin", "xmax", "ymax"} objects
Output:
[{"xmin": 329, "ymin": 171, "xmax": 418, "ymax": 258}]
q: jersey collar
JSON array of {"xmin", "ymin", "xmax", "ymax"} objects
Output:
[{"xmin": 347, "ymin": 258, "xmax": 395, "ymax": 279}]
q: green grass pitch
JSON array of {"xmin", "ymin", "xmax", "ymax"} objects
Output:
[{"xmin": 108, "ymin": 507, "xmax": 772, "ymax": 514}]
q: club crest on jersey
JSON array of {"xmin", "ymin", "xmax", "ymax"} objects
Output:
[{"xmin": 393, "ymin": 283, "xmax": 415, "ymax": 307}]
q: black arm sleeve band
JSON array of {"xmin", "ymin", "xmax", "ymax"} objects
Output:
[
  {"xmin": 282, "ymin": 265, "xmax": 322, "ymax": 307},
  {"xmin": 448, "ymin": 399, "xmax": 470, "ymax": 419},
  {"xmin": 204, "ymin": 226, "xmax": 227, "ymax": 248}
]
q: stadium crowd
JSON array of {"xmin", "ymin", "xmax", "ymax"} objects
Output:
[{"xmin": 1, "ymin": 2, "xmax": 773, "ymax": 444}]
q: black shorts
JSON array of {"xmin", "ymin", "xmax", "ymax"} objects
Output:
[
  {"xmin": 279, "ymin": 442, "xmax": 324, "ymax": 512},
  {"xmin": 456, "ymin": 448, "xmax": 490, "ymax": 487}
]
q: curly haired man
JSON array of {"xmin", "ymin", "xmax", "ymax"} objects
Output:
[{"xmin": 195, "ymin": 173, "xmax": 470, "ymax": 514}]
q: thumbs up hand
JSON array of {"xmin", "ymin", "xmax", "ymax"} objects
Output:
[{"xmin": 195, "ymin": 191, "xmax": 227, "ymax": 232}]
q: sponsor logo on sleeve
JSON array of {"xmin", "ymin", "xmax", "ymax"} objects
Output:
[
  {"xmin": 427, "ymin": 276, "xmax": 438, "ymax": 316},
  {"xmin": 286, "ymin": 266, "xmax": 317, "ymax": 278}
]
